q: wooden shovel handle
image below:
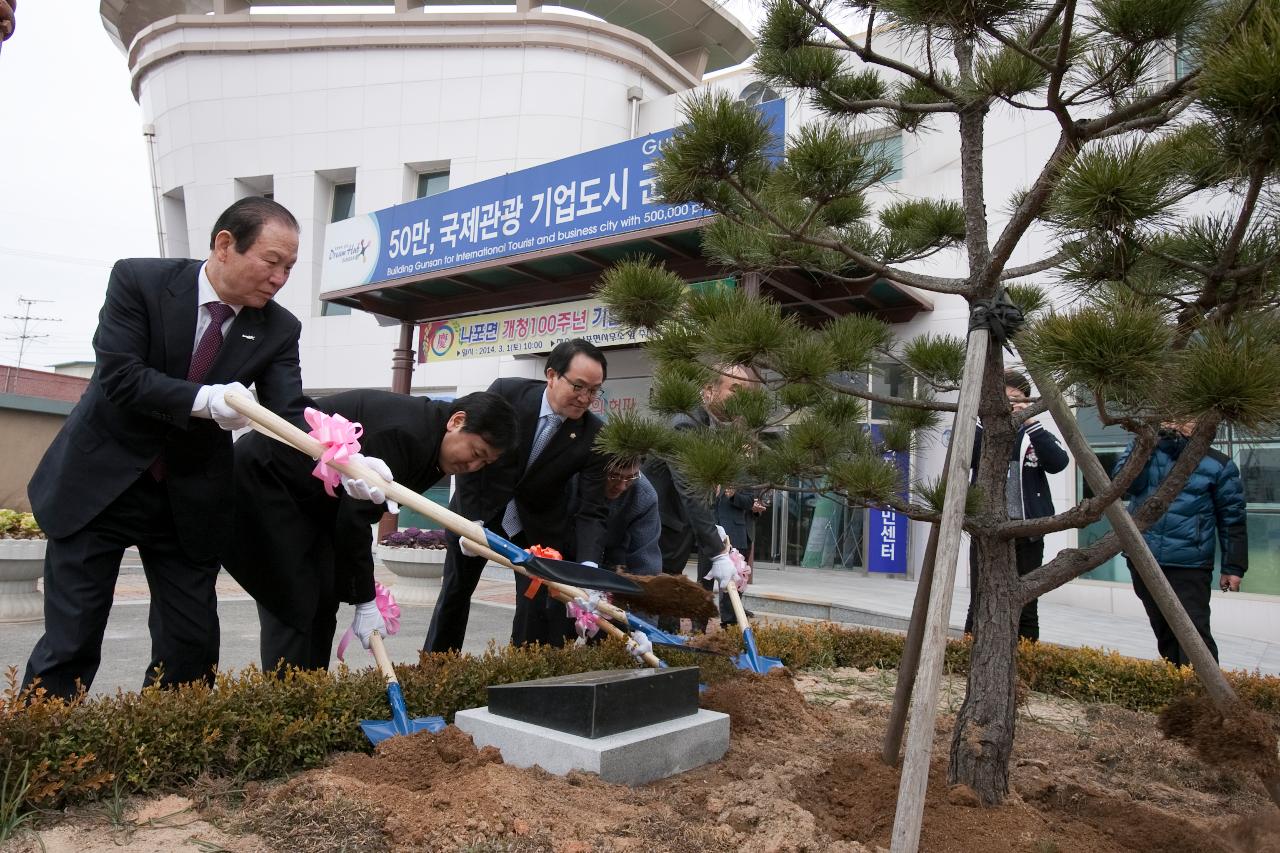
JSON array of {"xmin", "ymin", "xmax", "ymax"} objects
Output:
[
  {"xmin": 369, "ymin": 631, "xmax": 397, "ymax": 686},
  {"xmin": 225, "ymin": 392, "xmax": 662, "ymax": 668}
]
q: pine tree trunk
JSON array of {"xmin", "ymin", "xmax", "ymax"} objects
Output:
[{"xmin": 948, "ymin": 532, "xmax": 1020, "ymax": 804}]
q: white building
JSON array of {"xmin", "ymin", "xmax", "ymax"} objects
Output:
[{"xmin": 100, "ymin": 0, "xmax": 1280, "ymax": 638}]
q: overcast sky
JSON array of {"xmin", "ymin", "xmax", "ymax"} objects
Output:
[
  {"xmin": 0, "ymin": 1, "xmax": 156, "ymax": 370},
  {"xmin": 0, "ymin": 2, "xmax": 766, "ymax": 372}
]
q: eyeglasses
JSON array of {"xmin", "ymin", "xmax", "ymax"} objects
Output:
[
  {"xmin": 606, "ymin": 472, "xmax": 641, "ymax": 483},
  {"xmin": 558, "ymin": 374, "xmax": 603, "ymax": 400}
]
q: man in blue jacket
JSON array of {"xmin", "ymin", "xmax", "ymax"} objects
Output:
[{"xmin": 1115, "ymin": 421, "xmax": 1247, "ymax": 665}]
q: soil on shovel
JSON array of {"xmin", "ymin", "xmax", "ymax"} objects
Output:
[
  {"xmin": 10, "ymin": 667, "xmax": 1280, "ymax": 853},
  {"xmin": 611, "ymin": 573, "xmax": 718, "ymax": 622}
]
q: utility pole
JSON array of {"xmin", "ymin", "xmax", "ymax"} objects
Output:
[{"xmin": 4, "ymin": 296, "xmax": 60, "ymax": 393}]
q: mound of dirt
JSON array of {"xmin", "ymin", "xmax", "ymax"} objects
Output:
[
  {"xmin": 1159, "ymin": 695, "xmax": 1280, "ymax": 781},
  {"xmin": 700, "ymin": 667, "xmax": 825, "ymax": 737},
  {"xmin": 123, "ymin": 667, "xmax": 1280, "ymax": 853}
]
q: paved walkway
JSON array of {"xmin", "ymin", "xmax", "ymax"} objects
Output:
[
  {"xmin": 14, "ymin": 552, "xmax": 1278, "ymax": 690},
  {"xmin": 740, "ymin": 567, "xmax": 1280, "ymax": 676}
]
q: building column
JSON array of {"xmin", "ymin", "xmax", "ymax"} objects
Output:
[{"xmin": 391, "ymin": 321, "xmax": 416, "ymax": 394}]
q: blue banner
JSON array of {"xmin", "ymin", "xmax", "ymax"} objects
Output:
[
  {"xmin": 866, "ymin": 424, "xmax": 911, "ymax": 574},
  {"xmin": 321, "ymin": 99, "xmax": 785, "ymax": 293}
]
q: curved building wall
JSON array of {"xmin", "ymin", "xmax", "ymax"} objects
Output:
[{"xmin": 126, "ymin": 11, "xmax": 699, "ymax": 392}]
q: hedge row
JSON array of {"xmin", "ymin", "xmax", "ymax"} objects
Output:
[{"xmin": 2, "ymin": 623, "xmax": 1276, "ymax": 809}]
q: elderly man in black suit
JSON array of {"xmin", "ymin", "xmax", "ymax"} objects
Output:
[
  {"xmin": 22, "ymin": 197, "xmax": 315, "ymax": 700},
  {"xmin": 226, "ymin": 390, "xmax": 518, "ymax": 672},
  {"xmin": 424, "ymin": 338, "xmax": 611, "ymax": 651}
]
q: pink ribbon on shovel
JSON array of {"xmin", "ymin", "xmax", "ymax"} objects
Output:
[
  {"xmin": 337, "ymin": 582, "xmax": 400, "ymax": 663},
  {"xmin": 566, "ymin": 594, "xmax": 602, "ymax": 639},
  {"xmin": 305, "ymin": 407, "xmax": 363, "ymax": 496}
]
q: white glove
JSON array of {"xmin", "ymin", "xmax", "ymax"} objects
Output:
[
  {"xmin": 459, "ymin": 521, "xmax": 486, "ymax": 557},
  {"xmin": 714, "ymin": 524, "xmax": 731, "ymax": 553},
  {"xmin": 340, "ymin": 454, "xmax": 399, "ymax": 513},
  {"xmin": 706, "ymin": 552, "xmax": 738, "ymax": 593},
  {"xmin": 351, "ymin": 600, "xmax": 386, "ymax": 650},
  {"xmin": 206, "ymin": 382, "xmax": 251, "ymax": 431}
]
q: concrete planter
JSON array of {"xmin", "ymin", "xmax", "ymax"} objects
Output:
[
  {"xmin": 377, "ymin": 545, "xmax": 447, "ymax": 606},
  {"xmin": 0, "ymin": 538, "xmax": 46, "ymax": 623}
]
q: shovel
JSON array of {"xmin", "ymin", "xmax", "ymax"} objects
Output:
[
  {"xmin": 360, "ymin": 631, "xmax": 445, "ymax": 745},
  {"xmin": 722, "ymin": 583, "xmax": 783, "ymax": 673},
  {"xmin": 225, "ymin": 392, "xmax": 640, "ymax": 596}
]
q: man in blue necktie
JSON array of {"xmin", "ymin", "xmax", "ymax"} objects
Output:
[
  {"xmin": 425, "ymin": 338, "xmax": 612, "ymax": 651},
  {"xmin": 21, "ymin": 198, "xmax": 338, "ymax": 700}
]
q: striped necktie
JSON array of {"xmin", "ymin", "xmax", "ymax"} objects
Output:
[{"xmin": 501, "ymin": 413, "xmax": 560, "ymax": 537}]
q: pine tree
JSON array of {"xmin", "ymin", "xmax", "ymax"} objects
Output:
[{"xmin": 595, "ymin": 0, "xmax": 1280, "ymax": 806}]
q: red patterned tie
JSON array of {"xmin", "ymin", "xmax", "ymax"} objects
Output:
[
  {"xmin": 149, "ymin": 302, "xmax": 235, "ymax": 481},
  {"xmin": 187, "ymin": 302, "xmax": 235, "ymax": 382}
]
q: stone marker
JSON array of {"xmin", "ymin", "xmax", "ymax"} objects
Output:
[
  {"xmin": 455, "ymin": 706, "xmax": 729, "ymax": 786},
  {"xmin": 487, "ymin": 666, "xmax": 699, "ymax": 738},
  {"xmin": 455, "ymin": 666, "xmax": 729, "ymax": 785}
]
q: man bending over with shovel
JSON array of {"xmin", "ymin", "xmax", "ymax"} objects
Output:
[{"xmin": 226, "ymin": 390, "xmax": 518, "ymax": 672}]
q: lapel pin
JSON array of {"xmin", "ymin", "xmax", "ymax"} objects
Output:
[
  {"xmin": 570, "ymin": 433, "xmax": 576, "ymax": 439},
  {"xmin": 241, "ymin": 334, "xmax": 256, "ymax": 340}
]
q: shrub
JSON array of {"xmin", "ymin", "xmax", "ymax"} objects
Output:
[
  {"xmin": 0, "ymin": 510, "xmax": 42, "ymax": 540},
  {"xmin": 3, "ymin": 623, "xmax": 1277, "ymax": 811}
]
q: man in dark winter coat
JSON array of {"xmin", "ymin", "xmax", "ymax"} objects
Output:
[
  {"xmin": 965, "ymin": 370, "xmax": 1070, "ymax": 642},
  {"xmin": 227, "ymin": 390, "xmax": 517, "ymax": 671},
  {"xmin": 1115, "ymin": 421, "xmax": 1247, "ymax": 665}
]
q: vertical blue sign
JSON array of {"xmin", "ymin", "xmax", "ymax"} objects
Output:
[{"xmin": 866, "ymin": 424, "xmax": 910, "ymax": 573}]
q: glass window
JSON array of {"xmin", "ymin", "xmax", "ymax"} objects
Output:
[
  {"xmin": 868, "ymin": 133, "xmax": 904, "ymax": 182},
  {"xmin": 738, "ymin": 81, "xmax": 781, "ymax": 107},
  {"xmin": 323, "ymin": 182, "xmax": 356, "ymax": 317},
  {"xmin": 330, "ymin": 182, "xmax": 356, "ymax": 222},
  {"xmin": 1238, "ymin": 444, "xmax": 1280, "ymax": 507},
  {"xmin": 870, "ymin": 362, "xmax": 908, "ymax": 420},
  {"xmin": 1077, "ymin": 447, "xmax": 1131, "ymax": 583},
  {"xmin": 416, "ymin": 171, "xmax": 449, "ymax": 199}
]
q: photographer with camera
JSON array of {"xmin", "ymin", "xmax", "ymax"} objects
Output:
[{"xmin": 1114, "ymin": 420, "xmax": 1248, "ymax": 665}]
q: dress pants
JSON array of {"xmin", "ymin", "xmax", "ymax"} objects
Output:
[
  {"xmin": 258, "ymin": 595, "xmax": 339, "ymax": 674},
  {"xmin": 23, "ymin": 474, "xmax": 220, "ymax": 699},
  {"xmin": 424, "ymin": 528, "xmax": 576, "ymax": 651},
  {"xmin": 696, "ymin": 552, "xmax": 737, "ymax": 627},
  {"xmin": 1130, "ymin": 562, "xmax": 1218, "ymax": 666},
  {"xmin": 424, "ymin": 532, "xmax": 489, "ymax": 653}
]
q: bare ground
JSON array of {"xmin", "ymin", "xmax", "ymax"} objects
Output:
[{"xmin": 5, "ymin": 666, "xmax": 1279, "ymax": 853}]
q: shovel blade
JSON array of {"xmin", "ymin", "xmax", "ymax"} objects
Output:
[
  {"xmin": 521, "ymin": 555, "xmax": 642, "ymax": 594},
  {"xmin": 734, "ymin": 627, "xmax": 784, "ymax": 674},
  {"xmin": 360, "ymin": 715, "xmax": 446, "ymax": 746}
]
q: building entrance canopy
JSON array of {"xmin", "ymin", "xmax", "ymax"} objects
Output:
[{"xmin": 319, "ymin": 97, "xmax": 928, "ymax": 327}]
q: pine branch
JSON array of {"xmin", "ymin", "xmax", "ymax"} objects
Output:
[
  {"xmin": 792, "ymin": 0, "xmax": 960, "ymax": 102},
  {"xmin": 812, "ymin": 91, "xmax": 959, "ymax": 114},
  {"xmin": 1000, "ymin": 250, "xmax": 1068, "ymax": 280},
  {"xmin": 826, "ymin": 375, "xmax": 958, "ymax": 413},
  {"xmin": 1044, "ymin": 0, "xmax": 1079, "ymax": 130},
  {"xmin": 723, "ymin": 175, "xmax": 972, "ymax": 295}
]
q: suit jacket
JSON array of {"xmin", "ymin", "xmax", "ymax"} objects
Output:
[
  {"xmin": 643, "ymin": 406, "xmax": 724, "ymax": 569},
  {"xmin": 28, "ymin": 258, "xmax": 304, "ymax": 562},
  {"xmin": 715, "ymin": 487, "xmax": 755, "ymax": 552},
  {"xmin": 455, "ymin": 377, "xmax": 608, "ymax": 563},
  {"xmin": 227, "ymin": 390, "xmax": 451, "ymax": 630}
]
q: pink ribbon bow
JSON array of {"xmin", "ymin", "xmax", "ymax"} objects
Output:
[
  {"xmin": 305, "ymin": 407, "xmax": 363, "ymax": 497},
  {"xmin": 566, "ymin": 597, "xmax": 601, "ymax": 639},
  {"xmin": 728, "ymin": 547, "xmax": 750, "ymax": 591},
  {"xmin": 337, "ymin": 582, "xmax": 400, "ymax": 663}
]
